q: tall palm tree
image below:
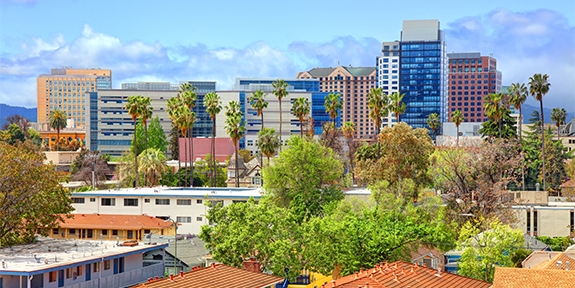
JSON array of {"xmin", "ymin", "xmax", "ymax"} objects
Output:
[
  {"xmin": 179, "ymin": 83, "xmax": 197, "ymax": 187},
  {"xmin": 125, "ymin": 95, "xmax": 145, "ymax": 187},
  {"xmin": 509, "ymin": 83, "xmax": 528, "ymax": 140},
  {"xmin": 48, "ymin": 109, "xmax": 67, "ymax": 151},
  {"xmin": 291, "ymin": 97, "xmax": 311, "ymax": 137},
  {"xmin": 451, "ymin": 110, "xmax": 464, "ymax": 147},
  {"xmin": 484, "ymin": 93, "xmax": 505, "ymax": 138},
  {"xmin": 248, "ymin": 90, "xmax": 268, "ymax": 128},
  {"xmin": 140, "ymin": 98, "xmax": 153, "ymax": 151},
  {"xmin": 551, "ymin": 107, "xmax": 567, "ymax": 140},
  {"xmin": 257, "ymin": 127, "xmax": 280, "ymax": 165},
  {"xmin": 167, "ymin": 97, "xmax": 183, "ymax": 181},
  {"xmin": 138, "ymin": 148, "xmax": 168, "ymax": 187},
  {"xmin": 341, "ymin": 121, "xmax": 357, "ymax": 184},
  {"xmin": 426, "ymin": 112, "xmax": 440, "ymax": 144},
  {"xmin": 388, "ymin": 92, "xmax": 406, "ymax": 123},
  {"xmin": 224, "ymin": 101, "xmax": 246, "ymax": 188},
  {"xmin": 367, "ymin": 87, "xmax": 389, "ymax": 158},
  {"xmin": 204, "ymin": 92, "xmax": 222, "ymax": 187},
  {"xmin": 324, "ymin": 93, "xmax": 342, "ymax": 126},
  {"xmin": 529, "ymin": 73, "xmax": 551, "ymax": 190},
  {"xmin": 272, "ymin": 79, "xmax": 289, "ymax": 151}
]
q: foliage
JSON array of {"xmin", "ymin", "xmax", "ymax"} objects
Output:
[
  {"xmin": 257, "ymin": 128, "xmax": 280, "ymax": 164},
  {"xmin": 451, "ymin": 109, "xmax": 464, "ymax": 145},
  {"xmin": 135, "ymin": 117, "xmax": 168, "ymax": 155},
  {"xmin": 248, "ymin": 90, "xmax": 268, "ymax": 128},
  {"xmin": 2, "ymin": 114, "xmax": 31, "ymax": 138},
  {"xmin": 291, "ymin": 97, "xmax": 311, "ymax": 137},
  {"xmin": 49, "ymin": 109, "xmax": 67, "ymax": 151},
  {"xmin": 388, "ymin": 92, "xmax": 406, "ymax": 122},
  {"xmin": 262, "ymin": 136, "xmax": 344, "ymax": 220},
  {"xmin": 529, "ymin": 73, "xmax": 550, "ymax": 190},
  {"xmin": 138, "ymin": 148, "xmax": 169, "ymax": 187},
  {"xmin": 508, "ymin": 82, "xmax": 528, "ymax": 140},
  {"xmin": 367, "ymin": 87, "xmax": 389, "ymax": 139},
  {"xmin": 426, "ymin": 112, "xmax": 440, "ymax": 141},
  {"xmin": 478, "ymin": 108, "xmax": 518, "ymax": 139},
  {"xmin": 194, "ymin": 155, "xmax": 227, "ymax": 187},
  {"xmin": 238, "ymin": 149, "xmax": 254, "ymax": 163},
  {"xmin": 536, "ymin": 236, "xmax": 575, "ymax": 251},
  {"xmin": 71, "ymin": 150, "xmax": 112, "ymax": 188},
  {"xmin": 272, "ymin": 79, "xmax": 289, "ymax": 149},
  {"xmin": 124, "ymin": 95, "xmax": 151, "ymax": 187},
  {"xmin": 319, "ymin": 122, "xmax": 343, "ymax": 156},
  {"xmin": 510, "ymin": 248, "xmax": 533, "ymax": 268},
  {"xmin": 0, "ymin": 143, "xmax": 73, "ymax": 247},
  {"xmin": 523, "ymin": 128, "xmax": 571, "ymax": 191},
  {"xmin": 224, "ymin": 100, "xmax": 246, "ymax": 187},
  {"xmin": 457, "ymin": 218, "xmax": 524, "ymax": 282},
  {"xmin": 341, "ymin": 122, "xmax": 360, "ymax": 183},
  {"xmin": 168, "ymin": 124, "xmax": 181, "ymax": 160},
  {"xmin": 324, "ymin": 93, "xmax": 342, "ymax": 124},
  {"xmin": 551, "ymin": 107, "xmax": 567, "ymax": 139},
  {"xmin": 4, "ymin": 123, "xmax": 25, "ymax": 145},
  {"xmin": 204, "ymin": 92, "xmax": 222, "ymax": 187}
]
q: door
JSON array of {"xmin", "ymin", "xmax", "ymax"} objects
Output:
[
  {"xmin": 85, "ymin": 264, "xmax": 91, "ymax": 281},
  {"xmin": 119, "ymin": 257, "xmax": 125, "ymax": 273},
  {"xmin": 113, "ymin": 258, "xmax": 119, "ymax": 274},
  {"xmin": 58, "ymin": 270, "xmax": 64, "ymax": 287}
]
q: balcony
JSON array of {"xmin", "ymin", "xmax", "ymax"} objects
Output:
[{"xmin": 63, "ymin": 262, "xmax": 164, "ymax": 288}]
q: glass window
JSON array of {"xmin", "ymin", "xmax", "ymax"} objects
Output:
[
  {"xmin": 155, "ymin": 199, "xmax": 170, "ymax": 205},
  {"xmin": 101, "ymin": 198, "xmax": 115, "ymax": 206},
  {"xmin": 104, "ymin": 260, "xmax": 111, "ymax": 270},
  {"xmin": 123, "ymin": 198, "xmax": 138, "ymax": 206},
  {"xmin": 177, "ymin": 199, "xmax": 192, "ymax": 205},
  {"xmin": 176, "ymin": 216, "xmax": 192, "ymax": 223},
  {"xmin": 72, "ymin": 197, "xmax": 85, "ymax": 204}
]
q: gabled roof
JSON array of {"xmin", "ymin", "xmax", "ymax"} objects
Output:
[
  {"xmin": 531, "ymin": 252, "xmax": 575, "ymax": 270},
  {"xmin": 58, "ymin": 214, "xmax": 173, "ymax": 230},
  {"xmin": 492, "ymin": 267, "xmax": 575, "ymax": 287},
  {"xmin": 410, "ymin": 245, "xmax": 443, "ymax": 262},
  {"xmin": 131, "ymin": 263, "xmax": 284, "ymax": 288},
  {"xmin": 304, "ymin": 66, "xmax": 376, "ymax": 78},
  {"xmin": 323, "ymin": 261, "xmax": 491, "ymax": 288}
]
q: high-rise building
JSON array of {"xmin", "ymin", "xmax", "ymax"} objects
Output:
[
  {"xmin": 296, "ymin": 66, "xmax": 376, "ymax": 138},
  {"xmin": 447, "ymin": 52, "xmax": 502, "ymax": 122},
  {"xmin": 377, "ymin": 20, "xmax": 448, "ymax": 133},
  {"xmin": 86, "ymin": 81, "xmax": 216, "ymax": 156},
  {"xmin": 37, "ymin": 68, "xmax": 112, "ymax": 129}
]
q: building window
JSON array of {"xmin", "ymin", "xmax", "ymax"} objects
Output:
[
  {"xmin": 52, "ymin": 228, "xmax": 59, "ymax": 235},
  {"xmin": 197, "ymin": 199, "xmax": 203, "ymax": 204},
  {"xmin": 196, "ymin": 216, "xmax": 203, "ymax": 222},
  {"xmin": 93, "ymin": 262, "xmax": 101, "ymax": 273},
  {"xmin": 177, "ymin": 199, "xmax": 192, "ymax": 205},
  {"xmin": 112, "ymin": 229, "xmax": 118, "ymax": 236},
  {"xmin": 534, "ymin": 210, "xmax": 538, "ymax": 232},
  {"xmin": 176, "ymin": 216, "xmax": 192, "ymax": 223},
  {"xmin": 69, "ymin": 229, "xmax": 76, "ymax": 234},
  {"xmin": 101, "ymin": 198, "xmax": 115, "ymax": 206},
  {"xmin": 49, "ymin": 271, "xmax": 57, "ymax": 282},
  {"xmin": 144, "ymin": 198, "xmax": 150, "ymax": 203},
  {"xmin": 66, "ymin": 268, "xmax": 73, "ymax": 278},
  {"xmin": 123, "ymin": 198, "xmax": 138, "ymax": 206},
  {"xmin": 155, "ymin": 199, "xmax": 170, "ymax": 205},
  {"xmin": 76, "ymin": 265, "xmax": 83, "ymax": 276},
  {"xmin": 102, "ymin": 229, "xmax": 108, "ymax": 236},
  {"xmin": 104, "ymin": 260, "xmax": 111, "ymax": 270},
  {"xmin": 72, "ymin": 197, "xmax": 85, "ymax": 204},
  {"xmin": 90, "ymin": 198, "xmax": 96, "ymax": 202}
]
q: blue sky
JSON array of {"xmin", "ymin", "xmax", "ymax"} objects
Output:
[{"xmin": 0, "ymin": 0, "xmax": 574, "ymax": 113}]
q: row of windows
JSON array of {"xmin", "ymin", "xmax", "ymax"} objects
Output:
[
  {"xmin": 452, "ymin": 80, "xmax": 489, "ymax": 84},
  {"xmin": 451, "ymin": 67, "xmax": 485, "ymax": 72},
  {"xmin": 72, "ymin": 197, "xmax": 205, "ymax": 206},
  {"xmin": 450, "ymin": 74, "xmax": 493, "ymax": 79},
  {"xmin": 451, "ymin": 91, "xmax": 491, "ymax": 96},
  {"xmin": 450, "ymin": 59, "xmax": 483, "ymax": 64},
  {"xmin": 176, "ymin": 216, "xmax": 203, "ymax": 222}
]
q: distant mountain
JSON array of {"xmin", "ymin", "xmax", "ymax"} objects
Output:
[
  {"xmin": 0, "ymin": 104, "xmax": 37, "ymax": 128},
  {"xmin": 521, "ymin": 103, "xmax": 574, "ymax": 124}
]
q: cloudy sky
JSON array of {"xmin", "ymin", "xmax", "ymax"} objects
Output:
[{"xmin": 0, "ymin": 0, "xmax": 573, "ymax": 113}]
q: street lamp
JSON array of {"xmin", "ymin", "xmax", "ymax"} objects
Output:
[{"xmin": 166, "ymin": 217, "xmax": 178, "ymax": 275}]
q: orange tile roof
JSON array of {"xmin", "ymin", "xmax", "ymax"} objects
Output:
[
  {"xmin": 131, "ymin": 263, "xmax": 284, "ymax": 288},
  {"xmin": 58, "ymin": 214, "xmax": 173, "ymax": 230},
  {"xmin": 531, "ymin": 253, "xmax": 575, "ymax": 270},
  {"xmin": 492, "ymin": 267, "xmax": 575, "ymax": 288},
  {"xmin": 323, "ymin": 261, "xmax": 491, "ymax": 288}
]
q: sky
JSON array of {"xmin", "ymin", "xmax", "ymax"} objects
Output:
[{"xmin": 0, "ymin": 0, "xmax": 574, "ymax": 114}]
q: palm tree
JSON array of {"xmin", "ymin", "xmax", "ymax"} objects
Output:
[
  {"xmin": 341, "ymin": 121, "xmax": 357, "ymax": 184},
  {"xmin": 529, "ymin": 73, "xmax": 551, "ymax": 190},
  {"xmin": 140, "ymin": 98, "xmax": 153, "ymax": 151},
  {"xmin": 291, "ymin": 97, "xmax": 311, "ymax": 137},
  {"xmin": 484, "ymin": 93, "xmax": 505, "ymax": 138},
  {"xmin": 509, "ymin": 83, "xmax": 528, "ymax": 139},
  {"xmin": 551, "ymin": 107, "xmax": 567, "ymax": 140},
  {"xmin": 367, "ymin": 87, "xmax": 389, "ymax": 158},
  {"xmin": 48, "ymin": 109, "xmax": 67, "ymax": 151},
  {"xmin": 204, "ymin": 92, "xmax": 222, "ymax": 187},
  {"xmin": 138, "ymin": 148, "xmax": 168, "ymax": 187},
  {"xmin": 224, "ymin": 101, "xmax": 246, "ymax": 188},
  {"xmin": 451, "ymin": 110, "xmax": 464, "ymax": 147},
  {"xmin": 324, "ymin": 93, "xmax": 342, "ymax": 126},
  {"xmin": 248, "ymin": 90, "xmax": 268, "ymax": 128},
  {"xmin": 179, "ymin": 83, "xmax": 197, "ymax": 187},
  {"xmin": 426, "ymin": 112, "xmax": 440, "ymax": 144},
  {"xmin": 125, "ymin": 95, "xmax": 145, "ymax": 187},
  {"xmin": 272, "ymin": 79, "xmax": 289, "ymax": 151},
  {"xmin": 167, "ymin": 97, "xmax": 183, "ymax": 182},
  {"xmin": 257, "ymin": 127, "xmax": 280, "ymax": 165},
  {"xmin": 388, "ymin": 92, "xmax": 406, "ymax": 123}
]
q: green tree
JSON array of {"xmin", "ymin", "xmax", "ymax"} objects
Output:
[
  {"xmin": 457, "ymin": 218, "xmax": 524, "ymax": 282},
  {"xmin": 138, "ymin": 148, "xmax": 168, "ymax": 187},
  {"xmin": 324, "ymin": 93, "xmax": 342, "ymax": 125},
  {"xmin": 71, "ymin": 151, "xmax": 111, "ymax": 188},
  {"xmin": 341, "ymin": 122, "xmax": 358, "ymax": 184},
  {"xmin": 484, "ymin": 93, "xmax": 507, "ymax": 138},
  {"xmin": 291, "ymin": 97, "xmax": 311, "ymax": 137},
  {"xmin": 0, "ymin": 142, "xmax": 73, "ymax": 247},
  {"xmin": 135, "ymin": 117, "xmax": 168, "ymax": 155},
  {"xmin": 478, "ymin": 109, "xmax": 517, "ymax": 139},
  {"xmin": 508, "ymin": 82, "xmax": 528, "ymax": 140},
  {"xmin": 167, "ymin": 97, "xmax": 183, "ymax": 174},
  {"xmin": 224, "ymin": 100, "xmax": 246, "ymax": 188},
  {"xmin": 124, "ymin": 95, "xmax": 146, "ymax": 187},
  {"xmin": 257, "ymin": 127, "xmax": 280, "ymax": 165},
  {"xmin": 204, "ymin": 92, "xmax": 222, "ymax": 187},
  {"xmin": 49, "ymin": 109, "xmax": 67, "ymax": 151},
  {"xmin": 367, "ymin": 88, "xmax": 389, "ymax": 155},
  {"xmin": 451, "ymin": 109, "xmax": 464, "ymax": 146},
  {"xmin": 4, "ymin": 123, "xmax": 25, "ymax": 145},
  {"xmin": 272, "ymin": 79, "xmax": 289, "ymax": 151},
  {"xmin": 529, "ymin": 73, "xmax": 550, "ymax": 190},
  {"xmin": 263, "ymin": 136, "xmax": 344, "ymax": 220},
  {"xmin": 248, "ymin": 89, "xmax": 268, "ymax": 128},
  {"xmin": 388, "ymin": 92, "xmax": 406, "ymax": 122},
  {"xmin": 426, "ymin": 112, "xmax": 440, "ymax": 143},
  {"xmin": 179, "ymin": 82, "xmax": 198, "ymax": 187},
  {"xmin": 168, "ymin": 124, "xmax": 181, "ymax": 161},
  {"xmin": 551, "ymin": 107, "xmax": 567, "ymax": 140},
  {"xmin": 2, "ymin": 114, "xmax": 31, "ymax": 138}
]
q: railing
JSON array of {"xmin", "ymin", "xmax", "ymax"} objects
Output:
[{"xmin": 63, "ymin": 263, "xmax": 164, "ymax": 288}]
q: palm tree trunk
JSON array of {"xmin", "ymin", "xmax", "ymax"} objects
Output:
[
  {"xmin": 300, "ymin": 117, "xmax": 304, "ymax": 137},
  {"xmin": 279, "ymin": 100, "xmax": 282, "ymax": 152},
  {"xmin": 540, "ymin": 100, "xmax": 546, "ymax": 190},
  {"xmin": 260, "ymin": 113, "xmax": 264, "ymax": 168},
  {"xmin": 212, "ymin": 117, "xmax": 216, "ymax": 187},
  {"xmin": 235, "ymin": 142, "xmax": 239, "ymax": 188},
  {"xmin": 184, "ymin": 132, "xmax": 188, "ymax": 187},
  {"xmin": 456, "ymin": 126, "xmax": 460, "ymax": 147},
  {"xmin": 144, "ymin": 122, "xmax": 149, "ymax": 187},
  {"xmin": 56, "ymin": 128, "xmax": 60, "ymax": 151},
  {"xmin": 133, "ymin": 122, "xmax": 139, "ymax": 188},
  {"xmin": 190, "ymin": 128, "xmax": 194, "ymax": 188},
  {"xmin": 519, "ymin": 106, "xmax": 525, "ymax": 190}
]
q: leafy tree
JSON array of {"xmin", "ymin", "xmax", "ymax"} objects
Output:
[
  {"xmin": 71, "ymin": 151, "xmax": 111, "ymax": 188},
  {"xmin": 457, "ymin": 218, "xmax": 524, "ymax": 282},
  {"xmin": 319, "ymin": 121, "xmax": 343, "ymax": 156},
  {"xmin": 510, "ymin": 249, "xmax": 533, "ymax": 267},
  {"xmin": 179, "ymin": 83, "xmax": 198, "ymax": 187},
  {"xmin": 135, "ymin": 117, "xmax": 168, "ymax": 155},
  {"xmin": 204, "ymin": 92, "xmax": 222, "ymax": 187},
  {"xmin": 28, "ymin": 128, "xmax": 42, "ymax": 148},
  {"xmin": 551, "ymin": 107, "xmax": 567, "ymax": 140},
  {"xmin": 324, "ymin": 93, "xmax": 342, "ymax": 125},
  {"xmin": 536, "ymin": 236, "xmax": 575, "ymax": 251},
  {"xmin": 224, "ymin": 100, "xmax": 246, "ymax": 188},
  {"xmin": 49, "ymin": 109, "xmax": 67, "ymax": 151},
  {"xmin": 478, "ymin": 108, "xmax": 517, "ymax": 139},
  {"xmin": 257, "ymin": 127, "xmax": 280, "ymax": 166},
  {"xmin": 238, "ymin": 149, "xmax": 254, "ymax": 164},
  {"xmin": 263, "ymin": 136, "xmax": 344, "ymax": 220},
  {"xmin": 388, "ymin": 92, "xmax": 406, "ymax": 122},
  {"xmin": 4, "ymin": 123, "xmax": 25, "ymax": 145},
  {"xmin": 272, "ymin": 79, "xmax": 289, "ymax": 151},
  {"xmin": 426, "ymin": 112, "xmax": 440, "ymax": 143},
  {"xmin": 0, "ymin": 143, "xmax": 73, "ymax": 247},
  {"xmin": 194, "ymin": 154, "xmax": 227, "ymax": 187},
  {"xmin": 341, "ymin": 122, "xmax": 359, "ymax": 184},
  {"xmin": 2, "ymin": 114, "xmax": 31, "ymax": 138},
  {"xmin": 291, "ymin": 97, "xmax": 311, "ymax": 137},
  {"xmin": 168, "ymin": 124, "xmax": 181, "ymax": 161},
  {"xmin": 138, "ymin": 148, "xmax": 168, "ymax": 187},
  {"xmin": 529, "ymin": 73, "xmax": 550, "ymax": 190},
  {"xmin": 124, "ymin": 95, "xmax": 147, "ymax": 187},
  {"xmin": 451, "ymin": 109, "xmax": 464, "ymax": 146},
  {"xmin": 484, "ymin": 93, "xmax": 506, "ymax": 138}
]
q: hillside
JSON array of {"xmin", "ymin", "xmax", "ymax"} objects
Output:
[{"xmin": 0, "ymin": 104, "xmax": 37, "ymax": 127}]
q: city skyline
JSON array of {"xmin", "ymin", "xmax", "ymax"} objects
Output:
[{"xmin": 0, "ymin": 0, "xmax": 573, "ymax": 113}]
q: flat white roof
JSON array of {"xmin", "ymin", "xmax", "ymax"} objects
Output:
[
  {"xmin": 71, "ymin": 186, "xmax": 264, "ymax": 199},
  {"xmin": 0, "ymin": 237, "xmax": 167, "ymax": 276}
]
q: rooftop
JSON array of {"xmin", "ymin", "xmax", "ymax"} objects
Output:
[
  {"xmin": 0, "ymin": 237, "xmax": 167, "ymax": 275},
  {"xmin": 57, "ymin": 214, "xmax": 174, "ymax": 230},
  {"xmin": 305, "ymin": 66, "xmax": 376, "ymax": 77},
  {"xmin": 492, "ymin": 267, "xmax": 575, "ymax": 288},
  {"xmin": 71, "ymin": 186, "xmax": 264, "ymax": 199},
  {"xmin": 131, "ymin": 263, "xmax": 284, "ymax": 288}
]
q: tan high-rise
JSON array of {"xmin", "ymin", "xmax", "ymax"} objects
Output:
[
  {"xmin": 37, "ymin": 68, "xmax": 111, "ymax": 129},
  {"xmin": 296, "ymin": 66, "xmax": 376, "ymax": 139}
]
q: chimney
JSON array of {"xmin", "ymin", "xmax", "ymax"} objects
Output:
[
  {"xmin": 180, "ymin": 271, "xmax": 185, "ymax": 278},
  {"xmin": 242, "ymin": 259, "xmax": 261, "ymax": 273},
  {"xmin": 169, "ymin": 274, "xmax": 174, "ymax": 281}
]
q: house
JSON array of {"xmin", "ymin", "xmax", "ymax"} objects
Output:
[
  {"xmin": 49, "ymin": 214, "xmax": 175, "ymax": 241},
  {"xmin": 521, "ymin": 251, "xmax": 575, "ymax": 269},
  {"xmin": 0, "ymin": 237, "xmax": 167, "ymax": 288},
  {"xmin": 410, "ymin": 245, "xmax": 445, "ymax": 271},
  {"xmin": 559, "ymin": 178, "xmax": 575, "ymax": 197},
  {"xmin": 227, "ymin": 153, "xmax": 262, "ymax": 188},
  {"xmin": 321, "ymin": 261, "xmax": 491, "ymax": 288},
  {"xmin": 131, "ymin": 262, "xmax": 284, "ymax": 288},
  {"xmin": 492, "ymin": 267, "xmax": 575, "ymax": 287}
]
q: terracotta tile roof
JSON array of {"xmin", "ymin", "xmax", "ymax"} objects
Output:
[
  {"xmin": 58, "ymin": 214, "xmax": 173, "ymax": 230},
  {"xmin": 131, "ymin": 263, "xmax": 284, "ymax": 288},
  {"xmin": 531, "ymin": 253, "xmax": 575, "ymax": 270},
  {"xmin": 323, "ymin": 261, "xmax": 491, "ymax": 288},
  {"xmin": 492, "ymin": 267, "xmax": 575, "ymax": 288},
  {"xmin": 560, "ymin": 178, "xmax": 575, "ymax": 188}
]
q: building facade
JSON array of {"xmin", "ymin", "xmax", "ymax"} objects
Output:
[
  {"xmin": 37, "ymin": 68, "xmax": 112, "ymax": 130},
  {"xmin": 296, "ymin": 67, "xmax": 375, "ymax": 139},
  {"xmin": 447, "ymin": 52, "xmax": 502, "ymax": 122}
]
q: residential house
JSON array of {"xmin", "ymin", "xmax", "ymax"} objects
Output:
[
  {"xmin": 411, "ymin": 245, "xmax": 445, "ymax": 271},
  {"xmin": 227, "ymin": 154, "xmax": 262, "ymax": 188}
]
